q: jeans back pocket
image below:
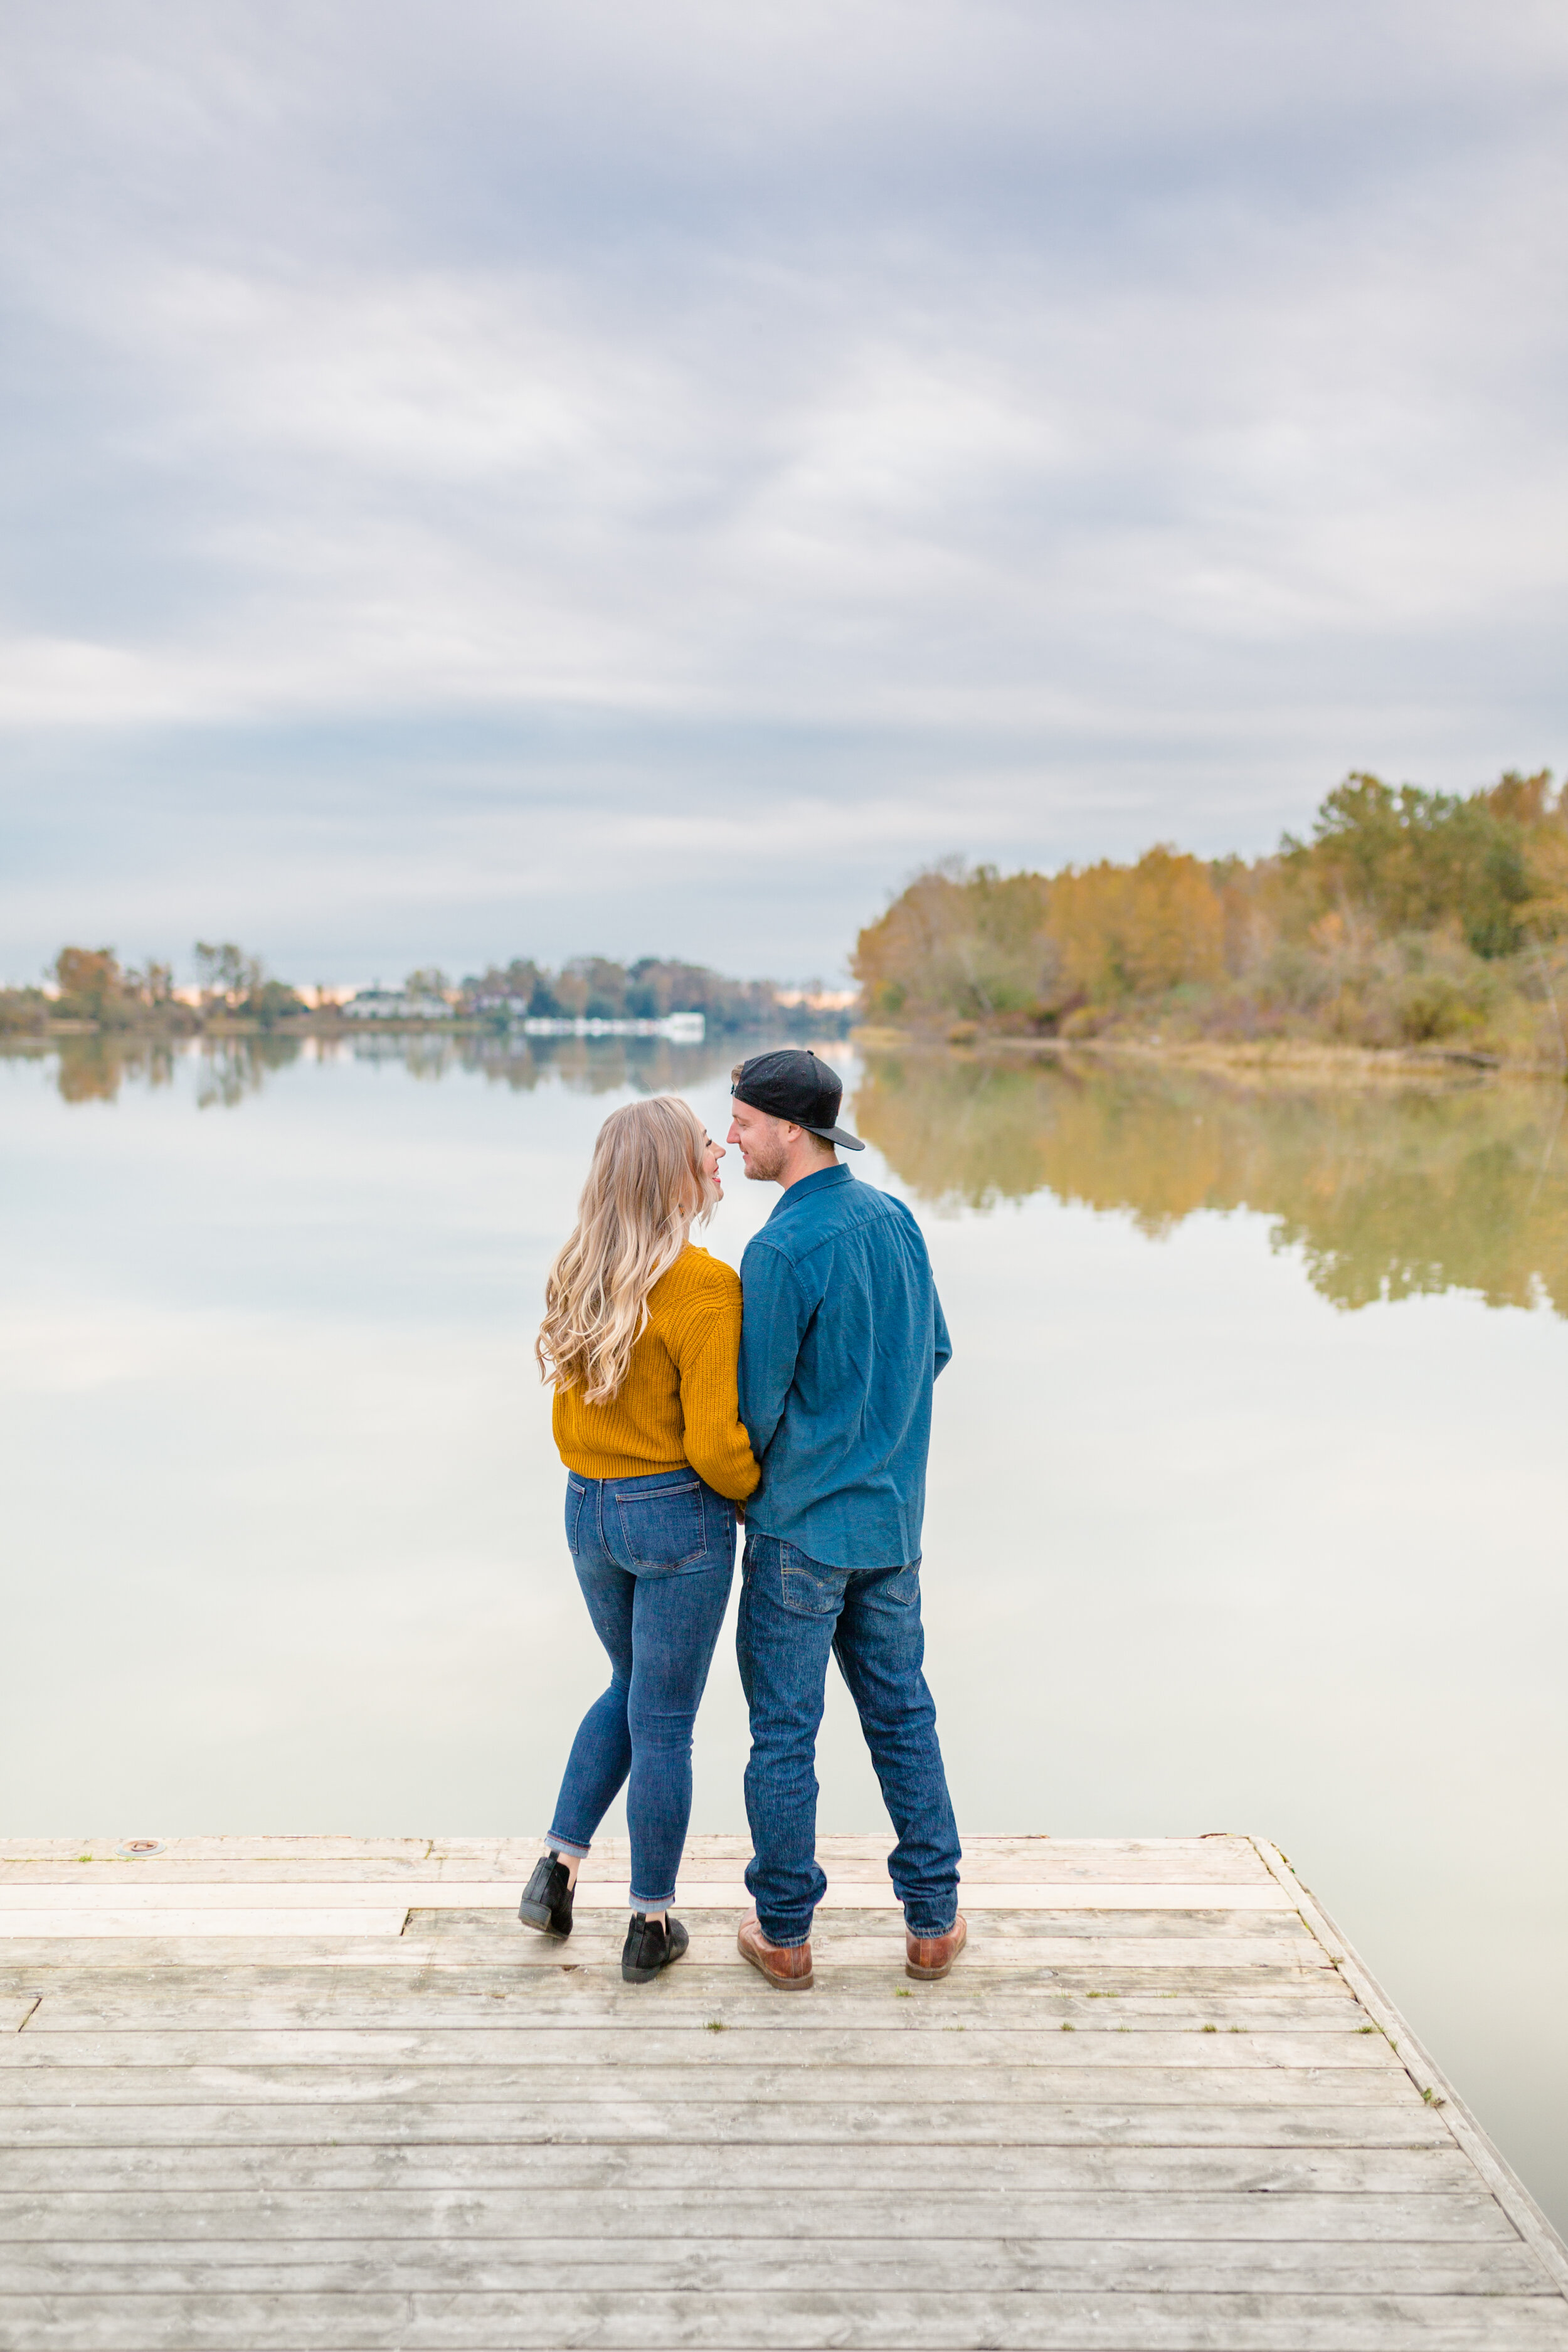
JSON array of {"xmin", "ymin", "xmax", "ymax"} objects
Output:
[
  {"xmin": 564, "ymin": 1477, "xmax": 587, "ymax": 1556},
  {"xmin": 616, "ymin": 1478, "xmax": 706, "ymax": 1570},
  {"xmin": 779, "ymin": 1544, "xmax": 849, "ymax": 1618}
]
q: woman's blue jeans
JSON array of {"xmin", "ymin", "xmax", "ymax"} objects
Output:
[{"xmin": 548, "ymin": 1468, "xmax": 736, "ymax": 1911}]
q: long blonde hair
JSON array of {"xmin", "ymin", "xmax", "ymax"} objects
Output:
[{"xmin": 536, "ymin": 1095, "xmax": 717, "ymax": 1402}]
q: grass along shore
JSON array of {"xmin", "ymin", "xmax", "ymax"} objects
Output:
[{"xmin": 852, "ymin": 1025, "xmax": 1563, "ymax": 1082}]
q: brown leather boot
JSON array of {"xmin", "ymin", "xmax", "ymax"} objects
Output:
[
  {"xmin": 738, "ymin": 1914, "xmax": 814, "ymax": 1991},
  {"xmin": 906, "ymin": 1912, "xmax": 968, "ymax": 1981}
]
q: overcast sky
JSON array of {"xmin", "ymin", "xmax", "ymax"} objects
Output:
[{"xmin": 3, "ymin": 1, "xmax": 1566, "ymax": 985}]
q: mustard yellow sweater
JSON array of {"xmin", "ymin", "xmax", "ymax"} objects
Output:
[{"xmin": 552, "ymin": 1245, "xmax": 760, "ymax": 1503}]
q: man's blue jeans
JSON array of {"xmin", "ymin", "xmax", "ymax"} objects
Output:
[
  {"xmin": 736, "ymin": 1532, "xmax": 961, "ymax": 1946},
  {"xmin": 548, "ymin": 1469, "xmax": 735, "ymax": 1911}
]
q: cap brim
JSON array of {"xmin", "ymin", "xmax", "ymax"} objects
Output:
[{"xmin": 803, "ymin": 1123, "xmax": 866, "ymax": 1151}]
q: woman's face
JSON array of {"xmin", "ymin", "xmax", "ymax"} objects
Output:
[{"xmin": 701, "ymin": 1130, "xmax": 726, "ymax": 1200}]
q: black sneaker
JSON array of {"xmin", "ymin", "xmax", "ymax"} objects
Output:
[
  {"xmin": 622, "ymin": 1912, "xmax": 689, "ymax": 1984},
  {"xmin": 517, "ymin": 1854, "xmax": 574, "ymax": 1937}
]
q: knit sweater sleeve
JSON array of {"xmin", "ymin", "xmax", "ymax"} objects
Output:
[{"xmin": 667, "ymin": 1276, "xmax": 761, "ymax": 1502}]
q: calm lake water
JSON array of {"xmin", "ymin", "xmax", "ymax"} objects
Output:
[{"xmin": 3, "ymin": 1031, "xmax": 1565, "ymax": 2224}]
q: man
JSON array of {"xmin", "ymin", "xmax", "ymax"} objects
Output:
[{"xmin": 727, "ymin": 1047, "xmax": 964, "ymax": 1991}]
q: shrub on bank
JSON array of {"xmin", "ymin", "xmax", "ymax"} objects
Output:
[{"xmin": 0, "ymin": 987, "xmax": 49, "ymax": 1036}]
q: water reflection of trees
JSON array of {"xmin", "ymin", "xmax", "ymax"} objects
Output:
[
  {"xmin": 194, "ymin": 1037, "xmax": 304, "ymax": 1109},
  {"xmin": 460, "ymin": 1034, "xmax": 731, "ymax": 1096},
  {"xmin": 854, "ymin": 1049, "xmax": 1568, "ymax": 1316},
  {"xmin": 10, "ymin": 1029, "xmax": 746, "ymax": 1107},
  {"xmin": 48, "ymin": 1037, "xmax": 182, "ymax": 1103},
  {"xmin": 355, "ymin": 1033, "xmax": 738, "ymax": 1096}
]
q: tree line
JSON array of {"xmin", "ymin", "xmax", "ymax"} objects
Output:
[
  {"xmin": 461, "ymin": 956, "xmax": 800, "ymax": 1030},
  {"xmin": 0, "ymin": 946, "xmax": 817, "ymax": 1037},
  {"xmin": 0, "ymin": 942, "xmax": 310, "ymax": 1036},
  {"xmin": 852, "ymin": 771, "xmax": 1568, "ymax": 1061}
]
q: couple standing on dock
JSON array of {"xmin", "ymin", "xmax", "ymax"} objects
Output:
[{"xmin": 518, "ymin": 1049, "xmax": 965, "ymax": 1989}]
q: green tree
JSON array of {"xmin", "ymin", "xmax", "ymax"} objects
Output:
[
  {"xmin": 1286, "ymin": 773, "xmax": 1533, "ymax": 957},
  {"xmin": 243, "ymin": 978, "xmax": 307, "ymax": 1029}
]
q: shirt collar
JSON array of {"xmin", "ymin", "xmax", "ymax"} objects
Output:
[{"xmin": 766, "ymin": 1162, "xmax": 852, "ymax": 1222}]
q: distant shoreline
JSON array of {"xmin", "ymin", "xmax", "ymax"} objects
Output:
[
  {"xmin": 3, "ymin": 1013, "xmax": 846, "ymax": 1048},
  {"xmin": 14, "ymin": 1014, "xmax": 723, "ymax": 1042},
  {"xmin": 21, "ymin": 1013, "xmax": 500, "ymax": 1040}
]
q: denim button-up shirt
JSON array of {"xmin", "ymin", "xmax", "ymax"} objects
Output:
[{"xmin": 738, "ymin": 1163, "xmax": 951, "ymax": 1569}]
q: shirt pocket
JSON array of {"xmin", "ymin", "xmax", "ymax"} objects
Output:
[{"xmin": 616, "ymin": 1478, "xmax": 707, "ymax": 1571}]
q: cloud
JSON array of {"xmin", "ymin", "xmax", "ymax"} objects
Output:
[{"xmin": 1, "ymin": 1, "xmax": 1565, "ymax": 980}]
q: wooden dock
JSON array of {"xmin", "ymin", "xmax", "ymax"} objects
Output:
[{"xmin": 3, "ymin": 1833, "xmax": 1567, "ymax": 2349}]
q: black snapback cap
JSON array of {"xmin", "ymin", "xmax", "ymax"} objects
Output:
[{"xmin": 731, "ymin": 1049, "xmax": 864, "ymax": 1150}]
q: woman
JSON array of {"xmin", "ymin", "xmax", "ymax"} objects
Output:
[{"xmin": 519, "ymin": 1094, "xmax": 760, "ymax": 1984}]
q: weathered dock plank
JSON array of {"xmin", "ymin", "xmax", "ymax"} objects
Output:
[
  {"xmin": 2, "ymin": 2288, "xmax": 1565, "ymax": 2350},
  {"xmin": 0, "ymin": 2097, "xmax": 1459, "ymax": 2146},
  {"xmin": 0, "ymin": 2138, "xmax": 1496, "ymax": 2196},
  {"xmin": 0, "ymin": 2240, "xmax": 1554, "ymax": 2291},
  {"xmin": 0, "ymin": 2026, "xmax": 1407, "ymax": 2066},
  {"xmin": 0, "ymin": 1835, "xmax": 1562, "ymax": 2352},
  {"xmin": 0, "ymin": 2060, "xmax": 1428, "ymax": 2106},
  {"xmin": 0, "ymin": 2188, "xmax": 1519, "ymax": 2242},
  {"xmin": 0, "ymin": 1940, "xmax": 1335, "ymax": 1978},
  {"xmin": 4, "ymin": 1984, "xmax": 1371, "ymax": 2030}
]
